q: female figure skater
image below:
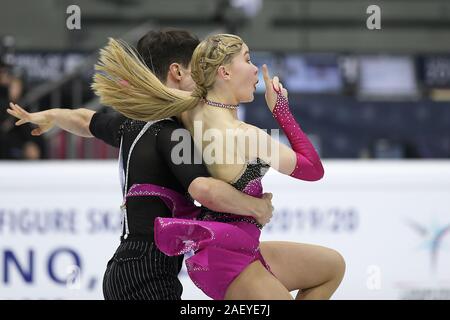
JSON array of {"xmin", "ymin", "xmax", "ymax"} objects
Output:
[{"xmin": 92, "ymin": 34, "xmax": 345, "ymax": 300}]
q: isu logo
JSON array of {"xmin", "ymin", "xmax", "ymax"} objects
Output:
[{"xmin": 405, "ymin": 218, "xmax": 450, "ymax": 273}]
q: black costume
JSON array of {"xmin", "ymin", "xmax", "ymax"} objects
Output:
[{"xmin": 89, "ymin": 109, "xmax": 209, "ymax": 300}]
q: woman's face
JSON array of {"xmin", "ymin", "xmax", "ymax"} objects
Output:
[{"xmin": 227, "ymin": 43, "xmax": 259, "ymax": 103}]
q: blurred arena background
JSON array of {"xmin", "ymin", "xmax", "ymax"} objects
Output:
[{"xmin": 0, "ymin": 0, "xmax": 449, "ymax": 300}]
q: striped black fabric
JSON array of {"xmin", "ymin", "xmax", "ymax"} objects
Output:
[{"xmin": 103, "ymin": 240, "xmax": 184, "ymax": 300}]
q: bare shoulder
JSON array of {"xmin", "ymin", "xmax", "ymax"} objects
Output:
[
  {"xmin": 235, "ymin": 121, "xmax": 271, "ymax": 139},
  {"xmin": 236, "ymin": 121, "xmax": 259, "ymax": 132}
]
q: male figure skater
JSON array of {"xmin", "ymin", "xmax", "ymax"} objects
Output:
[{"xmin": 7, "ymin": 29, "xmax": 273, "ymax": 300}]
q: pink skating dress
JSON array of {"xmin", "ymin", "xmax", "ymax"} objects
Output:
[{"xmin": 154, "ymin": 93, "xmax": 325, "ymax": 300}]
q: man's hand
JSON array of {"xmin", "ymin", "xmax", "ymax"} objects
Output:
[
  {"xmin": 7, "ymin": 103, "xmax": 54, "ymax": 136},
  {"xmin": 254, "ymin": 192, "xmax": 274, "ymax": 226}
]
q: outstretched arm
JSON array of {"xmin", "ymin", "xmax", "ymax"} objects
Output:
[{"xmin": 7, "ymin": 103, "xmax": 95, "ymax": 137}]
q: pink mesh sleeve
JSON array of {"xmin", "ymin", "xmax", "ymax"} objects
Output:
[{"xmin": 272, "ymin": 93, "xmax": 324, "ymax": 181}]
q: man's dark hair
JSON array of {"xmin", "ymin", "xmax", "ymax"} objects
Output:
[{"xmin": 136, "ymin": 29, "xmax": 200, "ymax": 82}]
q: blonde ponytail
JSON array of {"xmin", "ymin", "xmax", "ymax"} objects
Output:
[{"xmin": 91, "ymin": 38, "xmax": 200, "ymax": 121}]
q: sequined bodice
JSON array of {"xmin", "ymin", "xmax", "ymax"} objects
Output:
[
  {"xmin": 230, "ymin": 158, "xmax": 270, "ymax": 194},
  {"xmin": 198, "ymin": 158, "xmax": 270, "ymax": 229}
]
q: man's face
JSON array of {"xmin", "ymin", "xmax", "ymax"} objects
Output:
[{"xmin": 178, "ymin": 63, "xmax": 196, "ymax": 92}]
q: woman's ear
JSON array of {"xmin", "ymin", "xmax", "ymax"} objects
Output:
[{"xmin": 217, "ymin": 66, "xmax": 231, "ymax": 80}]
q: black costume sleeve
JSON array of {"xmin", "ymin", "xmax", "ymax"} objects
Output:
[
  {"xmin": 156, "ymin": 120, "xmax": 211, "ymax": 190},
  {"xmin": 89, "ymin": 109, "xmax": 127, "ymax": 148}
]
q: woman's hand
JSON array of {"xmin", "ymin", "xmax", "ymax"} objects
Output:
[
  {"xmin": 262, "ymin": 64, "xmax": 288, "ymax": 112},
  {"xmin": 6, "ymin": 102, "xmax": 54, "ymax": 135}
]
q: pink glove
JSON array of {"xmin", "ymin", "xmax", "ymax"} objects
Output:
[{"xmin": 272, "ymin": 92, "xmax": 324, "ymax": 181}]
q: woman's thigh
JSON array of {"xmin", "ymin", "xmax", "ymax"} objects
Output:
[
  {"xmin": 224, "ymin": 260, "xmax": 294, "ymax": 300},
  {"xmin": 260, "ymin": 241, "xmax": 345, "ymax": 292}
]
